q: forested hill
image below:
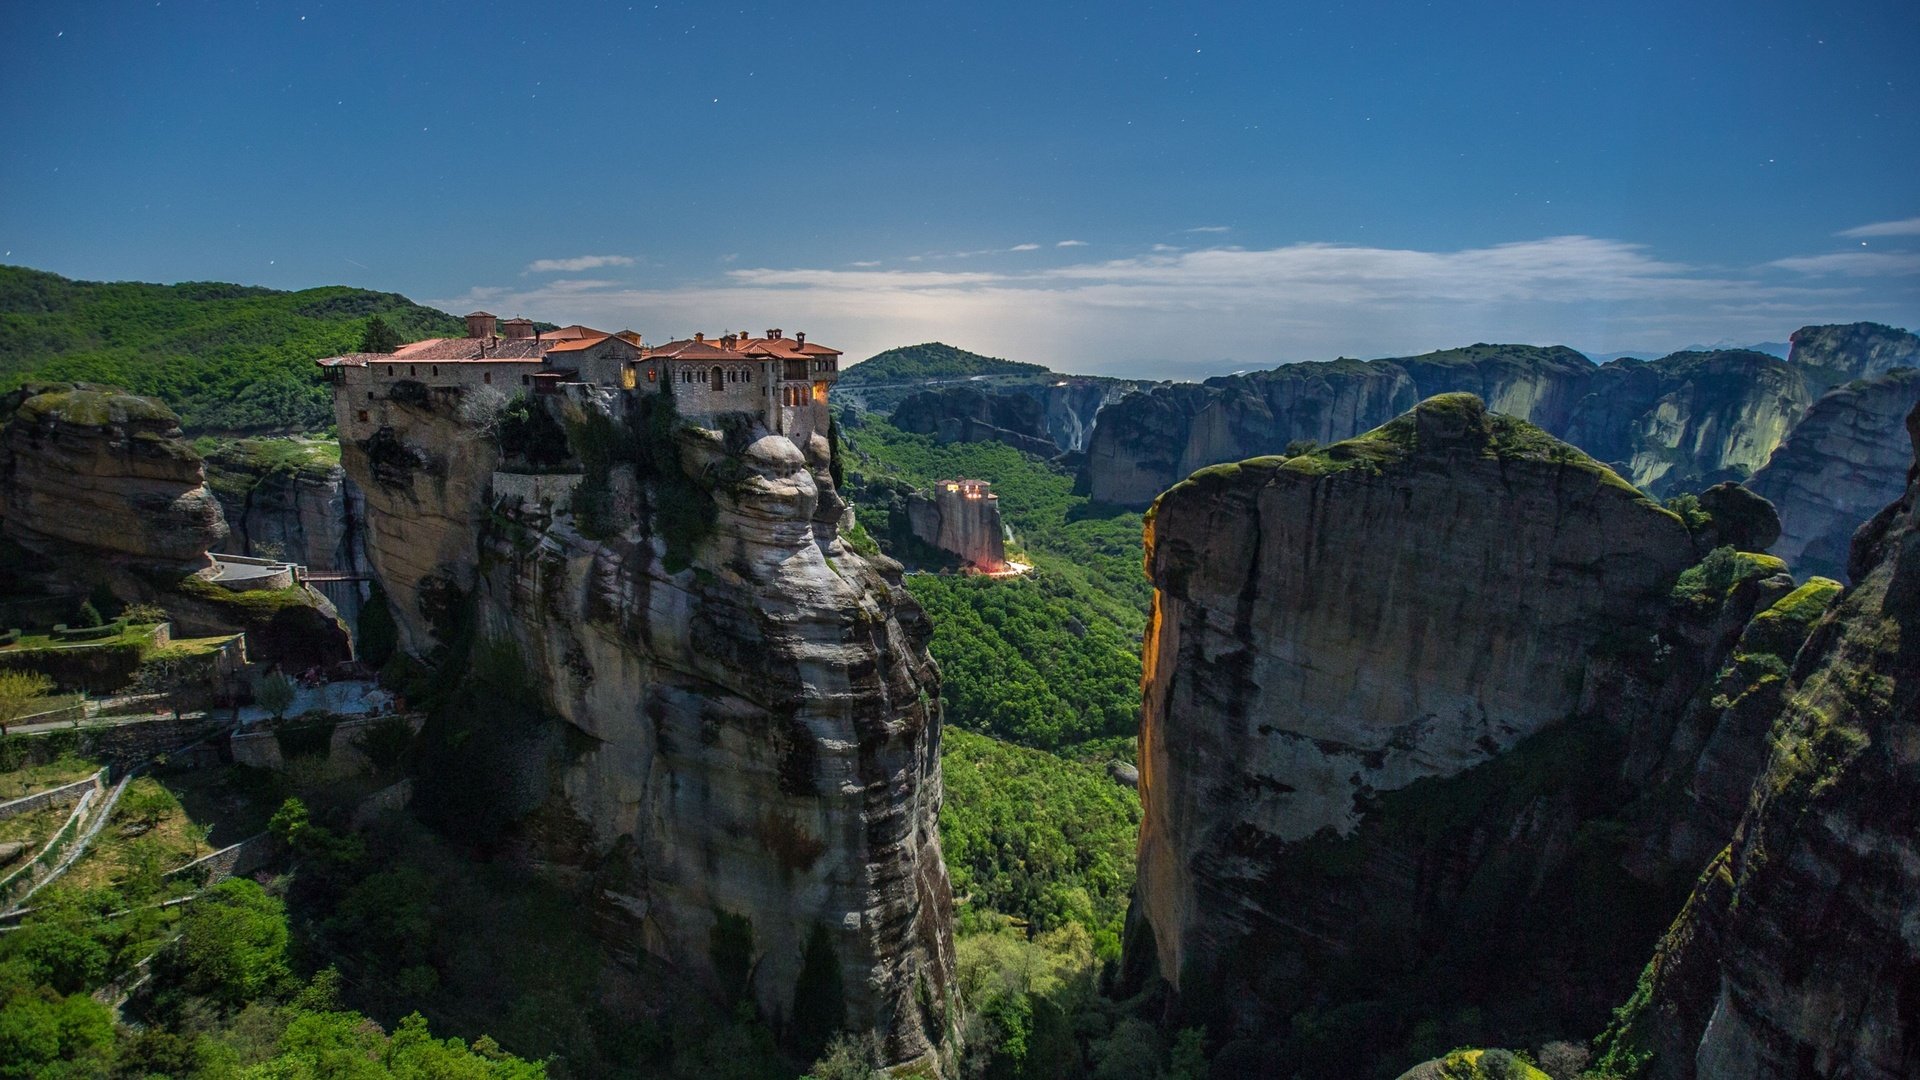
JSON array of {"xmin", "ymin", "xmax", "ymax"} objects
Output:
[
  {"xmin": 840, "ymin": 341, "xmax": 1052, "ymax": 384},
  {"xmin": 0, "ymin": 265, "xmax": 461, "ymax": 433}
]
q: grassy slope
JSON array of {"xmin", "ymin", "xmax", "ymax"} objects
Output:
[{"xmin": 0, "ymin": 265, "xmax": 461, "ymax": 433}]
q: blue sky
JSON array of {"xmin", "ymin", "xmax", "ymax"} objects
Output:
[{"xmin": 3, "ymin": 0, "xmax": 1916, "ymax": 375}]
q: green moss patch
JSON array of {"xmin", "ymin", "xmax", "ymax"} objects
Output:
[{"xmin": 14, "ymin": 384, "xmax": 181, "ymax": 428}]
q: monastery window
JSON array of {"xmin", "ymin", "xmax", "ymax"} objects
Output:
[
  {"xmin": 710, "ymin": 366, "xmax": 724, "ymax": 392},
  {"xmin": 410, "ymin": 366, "xmax": 417, "ymax": 377},
  {"xmin": 357, "ymin": 410, "xmax": 369, "ymax": 423},
  {"xmin": 431, "ymin": 366, "xmax": 438, "ymax": 377},
  {"xmin": 522, "ymin": 375, "xmax": 530, "ymax": 386},
  {"xmin": 621, "ymin": 366, "xmax": 637, "ymax": 390},
  {"xmin": 366, "ymin": 391, "xmax": 374, "ymax": 401},
  {"xmin": 387, "ymin": 365, "xmax": 394, "ymax": 376},
  {"xmin": 647, "ymin": 367, "xmax": 658, "ymax": 383},
  {"xmin": 483, "ymin": 372, "xmax": 492, "ymax": 385}
]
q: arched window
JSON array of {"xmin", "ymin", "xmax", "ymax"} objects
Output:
[{"xmin": 711, "ymin": 366, "xmax": 725, "ymax": 392}]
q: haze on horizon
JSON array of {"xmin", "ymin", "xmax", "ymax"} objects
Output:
[{"xmin": 2, "ymin": 0, "xmax": 1915, "ymax": 377}]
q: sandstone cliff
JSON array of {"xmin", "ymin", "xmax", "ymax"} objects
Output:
[
  {"xmin": 204, "ymin": 439, "xmax": 373, "ymax": 626},
  {"xmin": 336, "ymin": 383, "xmax": 957, "ymax": 1069},
  {"xmin": 1592, "ymin": 401, "xmax": 1920, "ymax": 1080},
  {"xmin": 0, "ymin": 383, "xmax": 227, "ymax": 568},
  {"xmin": 1126, "ymin": 395, "xmax": 1797, "ymax": 1077},
  {"xmin": 891, "ymin": 386, "xmax": 1058, "ymax": 457},
  {"xmin": 1082, "ymin": 344, "xmax": 1821, "ymax": 508},
  {"xmin": 1785, "ymin": 321, "xmax": 1920, "ymax": 393},
  {"xmin": 1746, "ymin": 368, "xmax": 1920, "ymax": 581}
]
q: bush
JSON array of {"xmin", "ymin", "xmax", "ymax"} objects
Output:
[{"xmin": 73, "ymin": 601, "xmax": 102, "ymax": 630}]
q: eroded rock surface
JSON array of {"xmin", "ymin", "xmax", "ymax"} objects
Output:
[
  {"xmin": 1126, "ymin": 395, "xmax": 1795, "ymax": 1076},
  {"xmin": 891, "ymin": 385, "xmax": 1057, "ymax": 457},
  {"xmin": 337, "ymin": 386, "xmax": 957, "ymax": 1070},
  {"xmin": 1597, "ymin": 402, "xmax": 1920, "ymax": 1080},
  {"xmin": 1084, "ymin": 343, "xmax": 1827, "ymax": 507},
  {"xmin": 0, "ymin": 383, "xmax": 227, "ymax": 568},
  {"xmin": 1746, "ymin": 368, "xmax": 1920, "ymax": 581}
]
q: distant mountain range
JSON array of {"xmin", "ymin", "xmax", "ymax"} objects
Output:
[{"xmin": 1584, "ymin": 340, "xmax": 1790, "ymax": 364}]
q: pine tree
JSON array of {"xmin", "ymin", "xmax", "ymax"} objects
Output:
[{"xmin": 360, "ymin": 315, "xmax": 403, "ymax": 353}]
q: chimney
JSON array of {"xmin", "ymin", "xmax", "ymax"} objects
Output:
[
  {"xmin": 766, "ymin": 328, "xmax": 778, "ymax": 340},
  {"xmin": 501, "ymin": 318, "xmax": 535, "ymax": 340},
  {"xmin": 694, "ymin": 332, "xmax": 705, "ymax": 343},
  {"xmin": 465, "ymin": 311, "xmax": 498, "ymax": 339},
  {"xmin": 796, "ymin": 332, "xmax": 806, "ymax": 347}
]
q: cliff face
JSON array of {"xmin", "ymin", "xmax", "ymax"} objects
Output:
[
  {"xmin": 1746, "ymin": 369, "xmax": 1920, "ymax": 581},
  {"xmin": 204, "ymin": 441, "xmax": 373, "ymax": 625},
  {"xmin": 1083, "ymin": 345, "xmax": 1818, "ymax": 508},
  {"xmin": 337, "ymin": 385, "xmax": 957, "ymax": 1069},
  {"xmin": 1595, "ymin": 402, "xmax": 1920, "ymax": 1080},
  {"xmin": 1083, "ymin": 358, "xmax": 1417, "ymax": 506},
  {"xmin": 1127, "ymin": 395, "xmax": 1795, "ymax": 1076},
  {"xmin": 907, "ymin": 480, "xmax": 1007, "ymax": 571},
  {"xmin": 891, "ymin": 386, "xmax": 1058, "ymax": 457},
  {"xmin": 0, "ymin": 384, "xmax": 228, "ymax": 568},
  {"xmin": 1785, "ymin": 321, "xmax": 1920, "ymax": 393}
]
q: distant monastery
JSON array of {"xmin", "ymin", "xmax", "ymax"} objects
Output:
[{"xmin": 318, "ymin": 311, "xmax": 841, "ymax": 445}]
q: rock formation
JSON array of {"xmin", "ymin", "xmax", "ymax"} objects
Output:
[
  {"xmin": 0, "ymin": 383, "xmax": 227, "ymax": 568},
  {"xmin": 1784, "ymin": 321, "xmax": 1920, "ymax": 393},
  {"xmin": 1746, "ymin": 368, "xmax": 1920, "ymax": 581},
  {"xmin": 891, "ymin": 386, "xmax": 1058, "ymax": 457},
  {"xmin": 335, "ymin": 383, "xmax": 957, "ymax": 1069},
  {"xmin": 907, "ymin": 479, "xmax": 1007, "ymax": 571},
  {"xmin": 1082, "ymin": 342, "xmax": 1837, "ymax": 508},
  {"xmin": 203, "ymin": 440, "xmax": 373, "ymax": 625},
  {"xmin": 1591, "ymin": 401, "xmax": 1920, "ymax": 1080},
  {"xmin": 1126, "ymin": 394, "xmax": 1802, "ymax": 1076}
]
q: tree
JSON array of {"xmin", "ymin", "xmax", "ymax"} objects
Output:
[
  {"xmin": 255, "ymin": 671, "xmax": 297, "ymax": 720},
  {"xmin": 0, "ymin": 671, "xmax": 54, "ymax": 736},
  {"xmin": 360, "ymin": 315, "xmax": 403, "ymax": 354},
  {"xmin": 162, "ymin": 878, "xmax": 291, "ymax": 1006},
  {"xmin": 73, "ymin": 601, "xmax": 102, "ymax": 630}
]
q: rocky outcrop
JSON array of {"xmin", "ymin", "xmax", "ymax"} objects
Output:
[
  {"xmin": 891, "ymin": 386, "xmax": 1057, "ymax": 457},
  {"xmin": 203, "ymin": 441, "xmax": 365, "ymax": 571},
  {"xmin": 1003, "ymin": 377, "xmax": 1140, "ymax": 453},
  {"xmin": 1596, "ymin": 401, "xmax": 1920, "ymax": 1079},
  {"xmin": 1785, "ymin": 321, "xmax": 1920, "ymax": 394},
  {"xmin": 1083, "ymin": 344, "xmax": 1821, "ymax": 507},
  {"xmin": 336, "ymin": 385, "xmax": 957, "ymax": 1070},
  {"xmin": 907, "ymin": 479, "xmax": 1006, "ymax": 571},
  {"xmin": 1083, "ymin": 358, "xmax": 1417, "ymax": 506},
  {"xmin": 1746, "ymin": 368, "xmax": 1920, "ymax": 581},
  {"xmin": 1126, "ymin": 395, "xmax": 1799, "ymax": 1077},
  {"xmin": 0, "ymin": 384, "xmax": 227, "ymax": 568}
]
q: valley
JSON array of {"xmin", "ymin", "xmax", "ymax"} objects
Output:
[{"xmin": 0, "ymin": 268, "xmax": 1914, "ymax": 1079}]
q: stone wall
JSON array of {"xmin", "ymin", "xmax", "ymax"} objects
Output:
[
  {"xmin": 228, "ymin": 713, "xmax": 421, "ymax": 771},
  {"xmin": 0, "ymin": 770, "xmax": 105, "ymax": 822}
]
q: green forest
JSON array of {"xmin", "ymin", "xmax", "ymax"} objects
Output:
[
  {"xmin": 0, "ymin": 266, "xmax": 460, "ymax": 433},
  {"xmin": 839, "ymin": 413, "xmax": 1149, "ymax": 755},
  {"xmin": 837, "ymin": 342, "xmax": 1051, "ymax": 385}
]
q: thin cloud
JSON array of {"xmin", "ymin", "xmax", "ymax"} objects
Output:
[
  {"xmin": 1837, "ymin": 217, "xmax": 1920, "ymax": 238},
  {"xmin": 850, "ymin": 260, "xmax": 882, "ymax": 267},
  {"xmin": 439, "ymin": 234, "xmax": 1880, "ymax": 380},
  {"xmin": 524, "ymin": 254, "xmax": 636, "ymax": 274},
  {"xmin": 1184, "ymin": 225, "xmax": 1231, "ymax": 234},
  {"xmin": 1056, "ymin": 240, "xmax": 1089, "ymax": 247},
  {"xmin": 1769, "ymin": 251, "xmax": 1920, "ymax": 276},
  {"xmin": 1009, "ymin": 243, "xmax": 1042, "ymax": 252}
]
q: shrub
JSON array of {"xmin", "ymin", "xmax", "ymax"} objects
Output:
[
  {"xmin": 161, "ymin": 878, "xmax": 291, "ymax": 1007},
  {"xmin": 255, "ymin": 671, "xmax": 297, "ymax": 719},
  {"xmin": 74, "ymin": 601, "xmax": 102, "ymax": 630}
]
